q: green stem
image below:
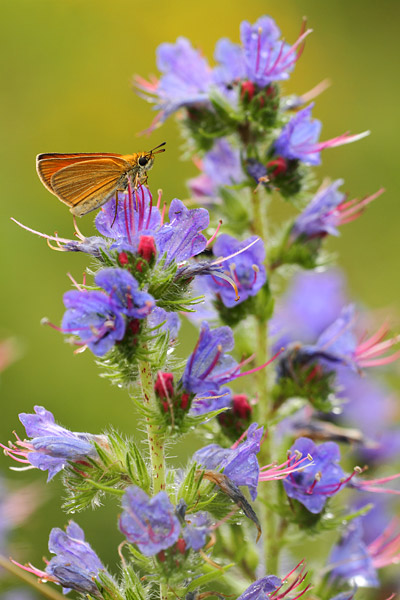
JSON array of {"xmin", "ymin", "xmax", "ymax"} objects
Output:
[
  {"xmin": 138, "ymin": 359, "xmax": 168, "ymax": 600},
  {"xmin": 251, "ymin": 187, "xmax": 281, "ymax": 574},
  {"xmin": 138, "ymin": 359, "xmax": 166, "ymax": 495},
  {"xmin": 0, "ymin": 555, "xmax": 67, "ymax": 600}
]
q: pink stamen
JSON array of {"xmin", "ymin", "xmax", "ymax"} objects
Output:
[
  {"xmin": 236, "ymin": 347, "xmax": 285, "ymax": 378},
  {"xmin": 314, "ymin": 130, "xmax": 370, "ymax": 152},
  {"xmin": 123, "ymin": 196, "xmax": 132, "ymax": 246},
  {"xmin": 156, "ymin": 189, "xmax": 163, "ymax": 210},
  {"xmin": 264, "ymin": 39, "xmax": 286, "ymax": 76},
  {"xmin": 206, "ymin": 220, "xmax": 222, "ymax": 247},
  {"xmin": 160, "ymin": 202, "xmax": 167, "ymax": 227},
  {"xmin": 11, "ymin": 218, "xmax": 74, "ymax": 246},
  {"xmin": 67, "ymin": 272, "xmax": 83, "ymax": 292}
]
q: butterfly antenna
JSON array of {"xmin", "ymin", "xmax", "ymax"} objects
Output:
[{"xmin": 150, "ymin": 141, "xmax": 166, "ymax": 154}]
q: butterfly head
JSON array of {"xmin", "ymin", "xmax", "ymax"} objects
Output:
[{"xmin": 137, "ymin": 142, "xmax": 166, "ymax": 173}]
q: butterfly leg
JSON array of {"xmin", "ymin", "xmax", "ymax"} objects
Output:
[{"xmin": 111, "ymin": 191, "xmax": 120, "ymax": 227}]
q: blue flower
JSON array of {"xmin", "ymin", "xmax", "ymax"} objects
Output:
[
  {"xmin": 189, "ymin": 139, "xmax": 245, "ymax": 200},
  {"xmin": 290, "ymin": 183, "xmax": 383, "ymax": 241},
  {"xmin": 62, "ymin": 289, "xmax": 126, "ymax": 356},
  {"xmin": 181, "ymin": 321, "xmax": 238, "ymax": 395},
  {"xmin": 329, "ymin": 518, "xmax": 379, "ymax": 587},
  {"xmin": 274, "ymin": 104, "xmax": 369, "ymax": 166},
  {"xmin": 205, "ymin": 234, "xmax": 266, "ymax": 307},
  {"xmin": 274, "ymin": 104, "xmax": 322, "ymax": 165},
  {"xmin": 291, "ymin": 180, "xmax": 346, "ymax": 239},
  {"xmin": 190, "ymin": 387, "xmax": 233, "ymax": 416},
  {"xmin": 236, "ymin": 575, "xmax": 282, "ymax": 600},
  {"xmin": 271, "ymin": 269, "xmax": 347, "ymax": 348},
  {"xmin": 299, "ymin": 304, "xmax": 400, "ymax": 372},
  {"xmin": 3, "ymin": 406, "xmax": 99, "ymax": 481},
  {"xmin": 283, "ymin": 437, "xmax": 345, "ymax": 513},
  {"xmin": 119, "ymin": 486, "xmax": 180, "ymax": 556},
  {"xmin": 46, "ymin": 522, "xmax": 106, "ymax": 595},
  {"xmin": 147, "ymin": 306, "xmax": 181, "ymax": 340},
  {"xmin": 14, "ymin": 521, "xmax": 106, "ymax": 596},
  {"xmin": 155, "ymin": 199, "xmax": 209, "ymax": 265},
  {"xmin": 214, "ymin": 16, "xmax": 311, "ymax": 89},
  {"xmin": 95, "ymin": 268, "xmax": 155, "ymax": 319},
  {"xmin": 135, "ymin": 37, "xmax": 214, "ymax": 123},
  {"xmin": 95, "ymin": 187, "xmax": 161, "ymax": 251},
  {"xmin": 182, "ymin": 511, "xmax": 211, "ymax": 550},
  {"xmin": 194, "ymin": 423, "xmax": 263, "ymax": 500}
]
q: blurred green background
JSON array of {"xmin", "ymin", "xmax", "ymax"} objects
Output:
[{"xmin": 1, "ymin": 0, "xmax": 399, "ymax": 588}]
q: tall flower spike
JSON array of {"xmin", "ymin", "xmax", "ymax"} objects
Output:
[
  {"xmin": 12, "ymin": 521, "xmax": 107, "ymax": 596},
  {"xmin": 1, "ymin": 406, "xmax": 101, "ymax": 480},
  {"xmin": 274, "ymin": 104, "xmax": 369, "ymax": 166}
]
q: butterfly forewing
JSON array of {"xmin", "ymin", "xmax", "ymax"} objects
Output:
[
  {"xmin": 36, "ymin": 153, "xmax": 126, "ymax": 193},
  {"xmin": 50, "ymin": 157, "xmax": 130, "ymax": 215}
]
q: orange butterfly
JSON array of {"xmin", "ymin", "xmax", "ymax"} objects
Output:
[{"xmin": 36, "ymin": 142, "xmax": 166, "ymax": 217}]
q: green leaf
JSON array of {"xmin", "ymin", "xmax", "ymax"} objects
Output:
[{"xmin": 186, "ymin": 563, "xmax": 235, "ymax": 592}]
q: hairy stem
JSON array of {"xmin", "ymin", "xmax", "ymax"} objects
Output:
[
  {"xmin": 251, "ymin": 187, "xmax": 280, "ymax": 574},
  {"xmin": 138, "ymin": 359, "xmax": 168, "ymax": 600},
  {"xmin": 138, "ymin": 359, "xmax": 166, "ymax": 495}
]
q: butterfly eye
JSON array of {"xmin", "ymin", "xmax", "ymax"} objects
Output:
[{"xmin": 138, "ymin": 156, "xmax": 149, "ymax": 167}]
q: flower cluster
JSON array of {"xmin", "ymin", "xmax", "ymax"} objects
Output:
[{"xmin": 6, "ymin": 10, "xmax": 400, "ymax": 600}]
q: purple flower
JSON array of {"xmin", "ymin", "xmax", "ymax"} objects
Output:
[
  {"xmin": 194, "ymin": 423, "xmax": 263, "ymax": 500},
  {"xmin": 274, "ymin": 104, "xmax": 369, "ymax": 166},
  {"xmin": 283, "ymin": 437, "xmax": 345, "ymax": 513},
  {"xmin": 13, "ymin": 521, "xmax": 106, "ymax": 596},
  {"xmin": 190, "ymin": 387, "xmax": 233, "ymax": 416},
  {"xmin": 119, "ymin": 486, "xmax": 180, "ymax": 556},
  {"xmin": 155, "ymin": 199, "xmax": 209, "ymax": 265},
  {"xmin": 271, "ymin": 269, "xmax": 347, "ymax": 348},
  {"xmin": 236, "ymin": 575, "xmax": 282, "ymax": 600},
  {"xmin": 181, "ymin": 322, "xmax": 237, "ymax": 395},
  {"xmin": 62, "ymin": 289, "xmax": 126, "ymax": 356},
  {"xmin": 301, "ymin": 304, "xmax": 400, "ymax": 372},
  {"xmin": 135, "ymin": 37, "xmax": 214, "ymax": 124},
  {"xmin": 188, "ymin": 140, "xmax": 245, "ymax": 200},
  {"xmin": 291, "ymin": 181, "xmax": 384, "ymax": 240},
  {"xmin": 214, "ymin": 16, "xmax": 311, "ymax": 89},
  {"xmin": 291, "ymin": 180, "xmax": 346, "ymax": 238},
  {"xmin": 147, "ymin": 306, "xmax": 181, "ymax": 340},
  {"xmin": 2, "ymin": 406, "xmax": 98, "ymax": 481},
  {"xmin": 205, "ymin": 234, "xmax": 266, "ymax": 307},
  {"xmin": 95, "ymin": 268, "xmax": 155, "ymax": 319},
  {"xmin": 182, "ymin": 511, "xmax": 211, "ymax": 550},
  {"xmin": 95, "ymin": 187, "xmax": 161, "ymax": 251},
  {"xmin": 329, "ymin": 518, "xmax": 379, "ymax": 587}
]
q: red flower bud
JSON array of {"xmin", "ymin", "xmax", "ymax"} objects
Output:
[
  {"xmin": 241, "ymin": 80, "xmax": 256, "ymax": 101},
  {"xmin": 176, "ymin": 538, "xmax": 187, "ymax": 554},
  {"xmin": 267, "ymin": 156, "xmax": 288, "ymax": 177},
  {"xmin": 180, "ymin": 393, "xmax": 190, "ymax": 411},
  {"xmin": 128, "ymin": 319, "xmax": 141, "ymax": 335},
  {"xmin": 155, "ymin": 372, "xmax": 174, "ymax": 399},
  {"xmin": 118, "ymin": 252, "xmax": 129, "ymax": 265},
  {"xmin": 157, "ymin": 550, "xmax": 166, "ymax": 562},
  {"xmin": 138, "ymin": 235, "xmax": 156, "ymax": 263},
  {"xmin": 233, "ymin": 394, "xmax": 252, "ymax": 419}
]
